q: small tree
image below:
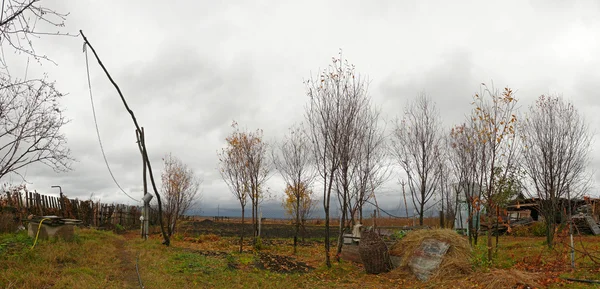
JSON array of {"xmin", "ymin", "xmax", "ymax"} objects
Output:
[
  {"xmin": 391, "ymin": 93, "xmax": 443, "ymax": 226},
  {"xmin": 235, "ymin": 123, "xmax": 270, "ymax": 242},
  {"xmin": 469, "ymin": 84, "xmax": 519, "ymax": 262},
  {"xmin": 521, "ymin": 95, "xmax": 591, "ymax": 248},
  {"xmin": 160, "ymin": 153, "xmax": 202, "ymax": 237},
  {"xmin": 218, "ymin": 122, "xmax": 250, "ymax": 253},
  {"xmin": 282, "ymin": 183, "xmax": 316, "ymax": 240},
  {"xmin": 272, "ymin": 123, "xmax": 314, "ymax": 254}
]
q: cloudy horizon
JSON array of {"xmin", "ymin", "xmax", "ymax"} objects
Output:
[{"xmin": 5, "ymin": 0, "xmax": 600, "ymax": 218}]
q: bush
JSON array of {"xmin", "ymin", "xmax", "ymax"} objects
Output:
[
  {"xmin": 531, "ymin": 222, "xmax": 547, "ymax": 237},
  {"xmin": 390, "ymin": 229, "xmax": 407, "ymax": 240},
  {"xmin": 253, "ymin": 237, "xmax": 264, "ymax": 251},
  {"xmin": 0, "ymin": 212, "xmax": 18, "ymax": 233}
]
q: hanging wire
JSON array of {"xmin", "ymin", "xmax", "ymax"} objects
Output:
[{"xmin": 84, "ymin": 44, "xmax": 138, "ymax": 202}]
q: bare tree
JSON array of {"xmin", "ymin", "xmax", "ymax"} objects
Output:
[
  {"xmin": 0, "ymin": 0, "xmax": 72, "ymax": 70},
  {"xmin": 272, "ymin": 123, "xmax": 314, "ymax": 254},
  {"xmin": 0, "ymin": 1, "xmax": 74, "ymax": 181},
  {"xmin": 350, "ymin": 106, "xmax": 389, "ymax": 225},
  {"xmin": 218, "ymin": 122, "xmax": 250, "ymax": 253},
  {"xmin": 437, "ymin": 144, "xmax": 457, "ymax": 229},
  {"xmin": 521, "ymin": 95, "xmax": 591, "ymax": 248},
  {"xmin": 237, "ymin": 125, "xmax": 270, "ymax": 243},
  {"xmin": 160, "ymin": 153, "xmax": 202, "ymax": 237},
  {"xmin": 0, "ymin": 79, "xmax": 72, "ymax": 180},
  {"xmin": 449, "ymin": 123, "xmax": 481, "ymax": 245},
  {"xmin": 304, "ymin": 52, "xmax": 368, "ymax": 267},
  {"xmin": 391, "ymin": 93, "xmax": 443, "ymax": 226}
]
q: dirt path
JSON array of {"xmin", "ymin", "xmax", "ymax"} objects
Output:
[{"xmin": 114, "ymin": 237, "xmax": 139, "ymax": 289}]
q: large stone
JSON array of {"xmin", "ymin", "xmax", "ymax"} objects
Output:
[
  {"xmin": 28, "ymin": 222, "xmax": 74, "ymax": 241},
  {"xmin": 408, "ymin": 238, "xmax": 450, "ymax": 281}
]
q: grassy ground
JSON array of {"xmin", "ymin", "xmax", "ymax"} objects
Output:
[{"xmin": 2, "ymin": 227, "xmax": 600, "ymax": 288}]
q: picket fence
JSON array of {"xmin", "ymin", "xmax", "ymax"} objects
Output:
[{"xmin": 0, "ymin": 190, "xmax": 159, "ymax": 229}]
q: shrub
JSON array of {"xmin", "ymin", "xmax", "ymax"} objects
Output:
[
  {"xmin": 531, "ymin": 222, "xmax": 547, "ymax": 237},
  {"xmin": 253, "ymin": 237, "xmax": 264, "ymax": 251},
  {"xmin": 0, "ymin": 212, "xmax": 18, "ymax": 233}
]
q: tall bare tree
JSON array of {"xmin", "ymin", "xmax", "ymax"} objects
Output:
[
  {"xmin": 238, "ymin": 125, "xmax": 270, "ymax": 242},
  {"xmin": 272, "ymin": 123, "xmax": 314, "ymax": 254},
  {"xmin": 218, "ymin": 122, "xmax": 250, "ymax": 253},
  {"xmin": 437, "ymin": 143, "xmax": 457, "ymax": 229},
  {"xmin": 160, "ymin": 153, "xmax": 202, "ymax": 237},
  {"xmin": 350, "ymin": 106, "xmax": 389, "ymax": 225},
  {"xmin": 449, "ymin": 123, "xmax": 483, "ymax": 245},
  {"xmin": 521, "ymin": 95, "xmax": 591, "ymax": 248},
  {"xmin": 391, "ymin": 93, "xmax": 443, "ymax": 226},
  {"xmin": 0, "ymin": 1, "xmax": 74, "ymax": 181},
  {"xmin": 304, "ymin": 52, "xmax": 368, "ymax": 267}
]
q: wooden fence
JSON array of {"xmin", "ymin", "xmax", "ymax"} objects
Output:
[{"xmin": 0, "ymin": 190, "xmax": 156, "ymax": 229}]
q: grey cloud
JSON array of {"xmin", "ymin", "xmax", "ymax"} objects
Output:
[
  {"xmin": 3, "ymin": 0, "xmax": 600, "ymax": 219},
  {"xmin": 378, "ymin": 49, "xmax": 479, "ymax": 127}
]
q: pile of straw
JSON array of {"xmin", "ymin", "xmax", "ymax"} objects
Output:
[{"xmin": 389, "ymin": 228, "xmax": 472, "ymax": 280}]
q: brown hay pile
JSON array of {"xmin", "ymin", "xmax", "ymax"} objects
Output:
[
  {"xmin": 473, "ymin": 269, "xmax": 542, "ymax": 289},
  {"xmin": 388, "ymin": 228, "xmax": 472, "ymax": 280}
]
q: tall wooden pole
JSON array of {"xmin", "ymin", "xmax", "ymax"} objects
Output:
[
  {"xmin": 81, "ymin": 30, "xmax": 170, "ymax": 246},
  {"xmin": 400, "ymin": 179, "xmax": 409, "ymax": 221},
  {"xmin": 138, "ymin": 128, "xmax": 149, "ymax": 240}
]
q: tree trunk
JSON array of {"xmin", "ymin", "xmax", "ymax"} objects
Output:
[
  {"xmin": 358, "ymin": 201, "xmax": 363, "ymax": 224},
  {"xmin": 240, "ymin": 206, "xmax": 245, "ymax": 253},
  {"xmin": 324, "ymin": 176, "xmax": 334, "ymax": 268},
  {"xmin": 166, "ymin": 213, "xmax": 173, "ymax": 237},
  {"xmin": 336, "ymin": 196, "xmax": 348, "ymax": 261},
  {"xmin": 546, "ymin": 217, "xmax": 555, "ymax": 248},
  {"xmin": 419, "ymin": 201, "xmax": 425, "ymax": 226},
  {"xmin": 251, "ymin": 193, "xmax": 256, "ymax": 242},
  {"xmin": 495, "ymin": 206, "xmax": 500, "ymax": 254},
  {"xmin": 294, "ymin": 191, "xmax": 300, "ymax": 254},
  {"xmin": 487, "ymin": 209, "xmax": 493, "ymax": 262}
]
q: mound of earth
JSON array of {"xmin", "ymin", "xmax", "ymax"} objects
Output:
[
  {"xmin": 254, "ymin": 252, "xmax": 313, "ymax": 273},
  {"xmin": 198, "ymin": 219, "xmax": 214, "ymax": 225}
]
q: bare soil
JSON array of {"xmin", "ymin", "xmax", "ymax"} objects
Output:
[
  {"xmin": 180, "ymin": 219, "xmax": 340, "ymax": 239},
  {"xmin": 113, "ymin": 237, "xmax": 139, "ymax": 288}
]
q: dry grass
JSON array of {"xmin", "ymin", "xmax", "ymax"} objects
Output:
[
  {"xmin": 5, "ymin": 225, "xmax": 600, "ymax": 288},
  {"xmin": 472, "ymin": 268, "xmax": 542, "ymax": 289},
  {"xmin": 389, "ymin": 228, "xmax": 472, "ymax": 280},
  {"xmin": 0, "ymin": 228, "xmax": 132, "ymax": 288}
]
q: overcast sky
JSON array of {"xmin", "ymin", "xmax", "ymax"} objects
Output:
[{"xmin": 8, "ymin": 0, "xmax": 600, "ymax": 217}]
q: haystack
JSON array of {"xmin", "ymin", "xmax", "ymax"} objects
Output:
[{"xmin": 389, "ymin": 228, "xmax": 472, "ymax": 280}]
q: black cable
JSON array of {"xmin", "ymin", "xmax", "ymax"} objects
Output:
[
  {"xmin": 364, "ymin": 200, "xmax": 404, "ymax": 218},
  {"xmin": 84, "ymin": 45, "xmax": 138, "ymax": 202}
]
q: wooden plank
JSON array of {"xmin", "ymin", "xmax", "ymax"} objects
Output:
[
  {"xmin": 17, "ymin": 192, "xmax": 23, "ymax": 210},
  {"xmin": 585, "ymin": 216, "xmax": 600, "ymax": 235},
  {"xmin": 6, "ymin": 191, "xmax": 12, "ymax": 206}
]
